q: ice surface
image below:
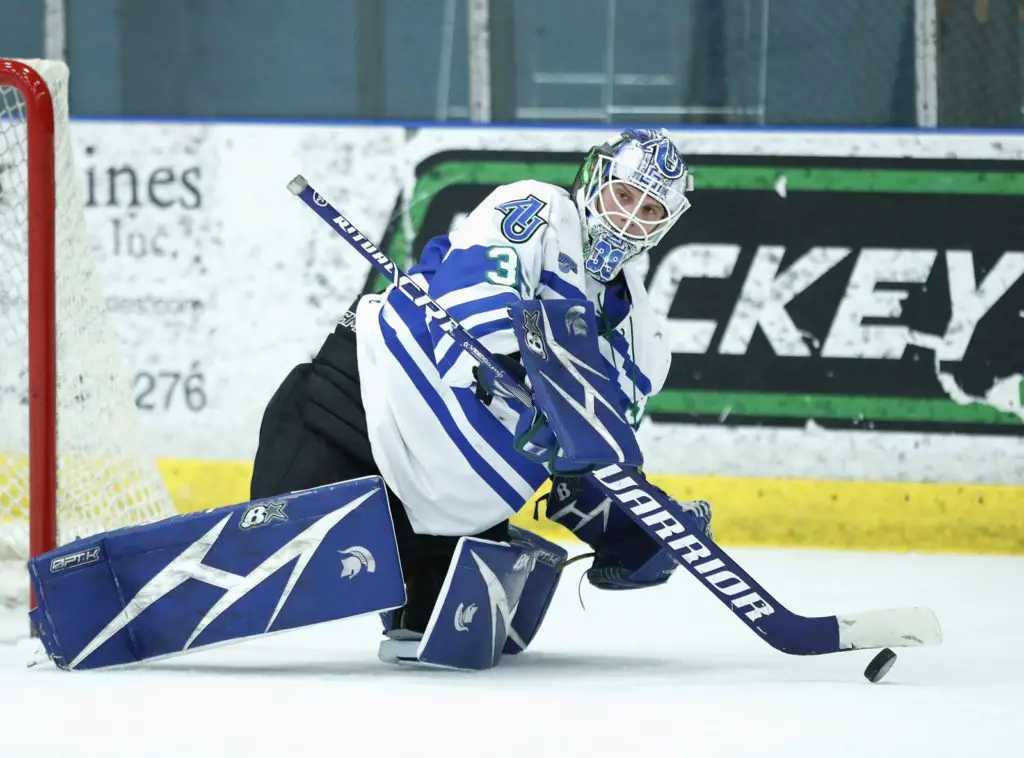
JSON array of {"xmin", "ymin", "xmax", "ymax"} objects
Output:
[{"xmin": 2, "ymin": 547, "xmax": 1022, "ymax": 758}]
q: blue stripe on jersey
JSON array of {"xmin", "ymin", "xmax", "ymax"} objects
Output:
[
  {"xmin": 599, "ymin": 276, "xmax": 631, "ymax": 330},
  {"xmin": 606, "ymin": 327, "xmax": 653, "ymax": 396},
  {"xmin": 410, "ymin": 234, "xmax": 451, "ymax": 278},
  {"xmin": 539, "ymin": 270, "xmax": 586, "ymax": 300},
  {"xmin": 592, "ymin": 350, "xmax": 631, "ymax": 411},
  {"xmin": 384, "ymin": 288, "xmax": 433, "ymax": 356},
  {"xmin": 430, "ymin": 295, "xmax": 516, "ymax": 374},
  {"xmin": 453, "ymin": 388, "xmax": 548, "ymax": 489},
  {"xmin": 433, "ymin": 314, "xmax": 515, "ymax": 378},
  {"xmin": 427, "ymin": 318, "xmax": 456, "ymax": 366},
  {"xmin": 429, "ymin": 244, "xmax": 518, "ymax": 301},
  {"xmin": 434, "ymin": 340, "xmax": 464, "ymax": 379},
  {"xmin": 447, "ymin": 291, "xmax": 518, "ymax": 323},
  {"xmin": 467, "ymin": 315, "xmax": 512, "ymax": 342},
  {"xmin": 377, "ymin": 310, "xmax": 529, "ymax": 511}
]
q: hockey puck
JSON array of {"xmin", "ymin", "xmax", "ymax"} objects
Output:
[{"xmin": 864, "ymin": 648, "xmax": 897, "ymax": 683}]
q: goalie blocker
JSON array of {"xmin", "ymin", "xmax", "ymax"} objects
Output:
[{"xmin": 28, "ymin": 477, "xmax": 566, "ymax": 671}]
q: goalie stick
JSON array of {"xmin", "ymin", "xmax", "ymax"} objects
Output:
[{"xmin": 287, "ymin": 175, "xmax": 942, "ymax": 657}]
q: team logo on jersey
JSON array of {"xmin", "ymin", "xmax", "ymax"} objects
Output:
[
  {"xmin": 557, "ymin": 252, "xmax": 578, "ymax": 274},
  {"xmin": 338, "ymin": 546, "xmax": 376, "ymax": 579},
  {"xmin": 239, "ymin": 500, "xmax": 289, "ymax": 530},
  {"xmin": 453, "ymin": 602, "xmax": 478, "ymax": 632},
  {"xmin": 521, "ymin": 309, "xmax": 548, "ymax": 360},
  {"xmin": 495, "ymin": 195, "xmax": 547, "ymax": 244}
]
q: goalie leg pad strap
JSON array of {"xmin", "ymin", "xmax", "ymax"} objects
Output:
[{"xmin": 29, "ymin": 477, "xmax": 405, "ymax": 670}]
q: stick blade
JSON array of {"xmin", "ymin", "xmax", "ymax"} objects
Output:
[{"xmin": 837, "ymin": 607, "xmax": 942, "ymax": 650}]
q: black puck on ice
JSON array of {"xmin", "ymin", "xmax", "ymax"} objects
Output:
[{"xmin": 864, "ymin": 648, "xmax": 897, "ymax": 683}]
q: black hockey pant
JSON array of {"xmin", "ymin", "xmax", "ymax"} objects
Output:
[{"xmin": 250, "ymin": 304, "xmax": 508, "ymax": 633}]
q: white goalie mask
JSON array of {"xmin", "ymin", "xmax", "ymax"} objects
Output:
[{"xmin": 572, "ymin": 128, "xmax": 693, "ymax": 282}]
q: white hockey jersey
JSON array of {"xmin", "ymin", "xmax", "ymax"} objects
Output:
[{"xmin": 355, "ymin": 180, "xmax": 671, "ymax": 536}]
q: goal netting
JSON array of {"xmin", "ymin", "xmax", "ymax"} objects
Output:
[{"xmin": 0, "ymin": 59, "xmax": 174, "ymax": 636}]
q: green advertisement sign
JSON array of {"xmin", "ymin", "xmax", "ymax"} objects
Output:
[{"xmin": 377, "ymin": 150, "xmax": 1024, "ymax": 436}]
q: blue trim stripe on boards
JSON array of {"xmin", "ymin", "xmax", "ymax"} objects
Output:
[{"xmin": 66, "ymin": 114, "xmax": 1024, "ymax": 137}]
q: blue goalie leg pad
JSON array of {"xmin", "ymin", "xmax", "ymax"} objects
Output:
[
  {"xmin": 28, "ymin": 476, "xmax": 405, "ymax": 670},
  {"xmin": 379, "ymin": 536, "xmax": 532, "ymax": 671},
  {"xmin": 503, "ymin": 525, "xmax": 568, "ymax": 655}
]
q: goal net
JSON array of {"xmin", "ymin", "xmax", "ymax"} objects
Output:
[{"xmin": 0, "ymin": 59, "xmax": 174, "ymax": 635}]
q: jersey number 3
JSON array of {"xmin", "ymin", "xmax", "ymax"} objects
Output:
[
  {"xmin": 485, "ymin": 246, "xmax": 520, "ymax": 288},
  {"xmin": 496, "ymin": 195, "xmax": 547, "ymax": 244}
]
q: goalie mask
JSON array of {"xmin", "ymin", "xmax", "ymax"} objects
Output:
[{"xmin": 571, "ymin": 128, "xmax": 693, "ymax": 282}]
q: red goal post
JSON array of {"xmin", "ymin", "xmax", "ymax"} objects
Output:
[
  {"xmin": 0, "ymin": 58, "xmax": 173, "ymax": 615},
  {"xmin": 0, "ymin": 59, "xmax": 58, "ymax": 570}
]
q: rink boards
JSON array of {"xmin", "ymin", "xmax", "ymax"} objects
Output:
[
  {"xmin": 2, "ymin": 454, "xmax": 1018, "ymax": 552},
  {"xmin": 2, "ymin": 122, "xmax": 1021, "ymax": 554},
  {"xmin": 154, "ymin": 458, "xmax": 1024, "ymax": 554}
]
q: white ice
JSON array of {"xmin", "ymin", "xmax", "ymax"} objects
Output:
[{"xmin": 2, "ymin": 547, "xmax": 1022, "ymax": 758}]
